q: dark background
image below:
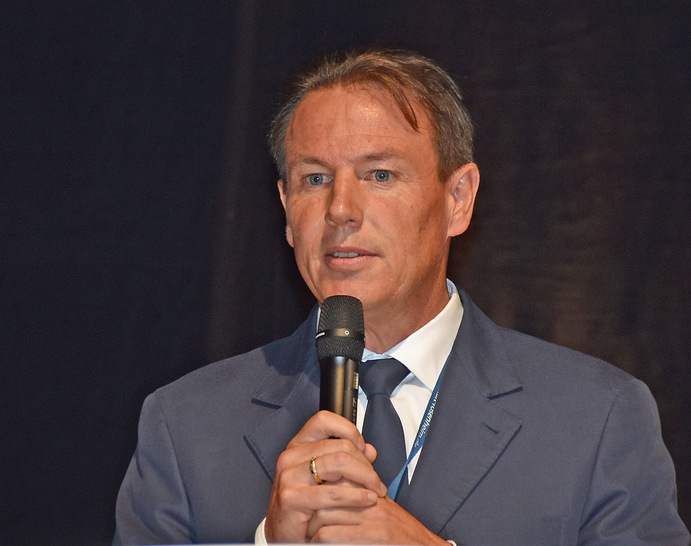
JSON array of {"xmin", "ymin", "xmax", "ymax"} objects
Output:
[{"xmin": 3, "ymin": 2, "xmax": 689, "ymax": 543}]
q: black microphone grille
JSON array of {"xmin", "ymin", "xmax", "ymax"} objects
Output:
[
  {"xmin": 317, "ymin": 295, "xmax": 365, "ymax": 360},
  {"xmin": 318, "ymin": 295, "xmax": 365, "ymax": 332}
]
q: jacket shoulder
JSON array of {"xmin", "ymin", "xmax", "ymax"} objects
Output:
[
  {"xmin": 149, "ymin": 307, "xmax": 318, "ymax": 413},
  {"xmin": 497, "ymin": 324, "xmax": 638, "ymax": 394},
  {"xmin": 457, "ymin": 290, "xmax": 638, "ymax": 400}
]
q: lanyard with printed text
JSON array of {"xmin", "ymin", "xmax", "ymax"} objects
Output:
[{"xmin": 387, "ymin": 363, "xmax": 446, "ymax": 500}]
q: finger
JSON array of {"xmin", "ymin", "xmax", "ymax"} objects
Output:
[
  {"xmin": 309, "ymin": 498, "xmax": 446, "ymax": 545},
  {"xmin": 307, "ymin": 506, "xmax": 367, "ymax": 539},
  {"xmin": 310, "ymin": 523, "xmax": 373, "ymax": 544},
  {"xmin": 265, "ymin": 468, "xmax": 377, "ymax": 542},
  {"xmin": 288, "ymin": 411, "xmax": 367, "ymax": 452},
  {"xmin": 276, "ymin": 437, "xmax": 374, "ymax": 482},
  {"xmin": 363, "ymin": 442, "xmax": 377, "ymax": 464},
  {"xmin": 277, "ymin": 481, "xmax": 377, "ymax": 518},
  {"xmin": 278, "ymin": 448, "xmax": 385, "ymax": 497},
  {"xmin": 309, "ymin": 521, "xmax": 361, "ymax": 543},
  {"xmin": 309, "ymin": 451, "xmax": 387, "ymax": 496}
]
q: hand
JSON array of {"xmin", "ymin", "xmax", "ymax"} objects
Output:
[
  {"xmin": 265, "ymin": 411, "xmax": 387, "ymax": 543},
  {"xmin": 306, "ymin": 494, "xmax": 448, "ymax": 544}
]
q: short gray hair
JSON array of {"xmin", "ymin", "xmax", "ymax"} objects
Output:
[{"xmin": 269, "ymin": 49, "xmax": 474, "ymax": 181}]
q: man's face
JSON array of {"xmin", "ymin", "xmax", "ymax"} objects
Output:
[{"xmin": 279, "ymin": 84, "xmax": 477, "ymax": 335}]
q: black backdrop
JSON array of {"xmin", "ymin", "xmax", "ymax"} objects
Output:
[{"xmin": 3, "ymin": 2, "xmax": 689, "ymax": 543}]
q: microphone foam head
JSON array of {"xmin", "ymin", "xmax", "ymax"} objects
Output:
[{"xmin": 317, "ymin": 295, "xmax": 365, "ymax": 361}]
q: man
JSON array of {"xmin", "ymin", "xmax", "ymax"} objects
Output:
[{"xmin": 114, "ymin": 50, "xmax": 688, "ymax": 544}]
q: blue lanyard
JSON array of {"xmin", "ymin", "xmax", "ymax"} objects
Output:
[{"xmin": 387, "ymin": 363, "xmax": 446, "ymax": 500}]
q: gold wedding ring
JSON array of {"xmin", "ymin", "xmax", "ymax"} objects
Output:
[{"xmin": 310, "ymin": 456, "xmax": 324, "ymax": 484}]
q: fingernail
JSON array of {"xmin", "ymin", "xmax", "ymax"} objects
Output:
[
  {"xmin": 367, "ymin": 490, "xmax": 378, "ymax": 503},
  {"xmin": 379, "ymin": 482, "xmax": 388, "ymax": 497},
  {"xmin": 357, "ymin": 436, "xmax": 366, "ymax": 451}
]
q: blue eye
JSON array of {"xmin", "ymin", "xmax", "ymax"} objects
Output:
[
  {"xmin": 306, "ymin": 173, "xmax": 327, "ymax": 185},
  {"xmin": 372, "ymin": 170, "xmax": 391, "ymax": 182}
]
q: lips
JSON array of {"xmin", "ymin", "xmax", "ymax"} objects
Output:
[
  {"xmin": 325, "ymin": 246, "xmax": 374, "ymax": 260},
  {"xmin": 332, "ymin": 251, "xmax": 362, "ymax": 258}
]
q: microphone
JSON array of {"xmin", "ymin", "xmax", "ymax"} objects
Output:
[{"xmin": 316, "ymin": 295, "xmax": 365, "ymax": 424}]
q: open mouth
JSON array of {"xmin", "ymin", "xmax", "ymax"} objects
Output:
[{"xmin": 331, "ymin": 252, "xmax": 363, "ymax": 258}]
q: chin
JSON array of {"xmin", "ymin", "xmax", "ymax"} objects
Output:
[{"xmin": 315, "ymin": 285, "xmax": 374, "ymax": 306}]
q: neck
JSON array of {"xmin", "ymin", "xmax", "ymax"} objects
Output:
[{"xmin": 363, "ymin": 283, "xmax": 450, "ymax": 354}]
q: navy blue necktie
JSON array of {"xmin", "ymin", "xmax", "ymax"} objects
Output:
[{"xmin": 359, "ymin": 358, "xmax": 409, "ymax": 487}]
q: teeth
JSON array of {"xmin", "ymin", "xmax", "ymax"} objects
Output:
[{"xmin": 333, "ymin": 252, "xmax": 361, "ymax": 258}]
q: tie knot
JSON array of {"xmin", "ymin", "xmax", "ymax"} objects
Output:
[{"xmin": 359, "ymin": 358, "xmax": 409, "ymax": 398}]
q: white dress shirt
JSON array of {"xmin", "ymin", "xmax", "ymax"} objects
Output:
[
  {"xmin": 359, "ymin": 279, "xmax": 463, "ymax": 478},
  {"xmin": 255, "ymin": 280, "xmax": 463, "ymax": 543}
]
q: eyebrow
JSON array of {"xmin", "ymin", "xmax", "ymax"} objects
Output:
[
  {"xmin": 358, "ymin": 151, "xmax": 405, "ymax": 163},
  {"xmin": 289, "ymin": 150, "xmax": 406, "ymax": 170},
  {"xmin": 288, "ymin": 156, "xmax": 331, "ymax": 170}
]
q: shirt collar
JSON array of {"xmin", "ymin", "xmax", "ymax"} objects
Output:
[{"xmin": 363, "ymin": 280, "xmax": 463, "ymax": 390}]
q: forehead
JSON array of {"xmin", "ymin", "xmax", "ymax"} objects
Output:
[{"xmin": 285, "ymin": 84, "xmax": 434, "ymax": 163}]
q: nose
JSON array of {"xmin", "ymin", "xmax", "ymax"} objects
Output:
[{"xmin": 325, "ymin": 173, "xmax": 365, "ymax": 228}]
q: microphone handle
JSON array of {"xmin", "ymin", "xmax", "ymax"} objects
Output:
[{"xmin": 319, "ymin": 355, "xmax": 359, "ymax": 424}]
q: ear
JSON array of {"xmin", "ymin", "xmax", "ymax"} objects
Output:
[
  {"xmin": 277, "ymin": 180, "xmax": 295, "ymax": 248},
  {"xmin": 446, "ymin": 162, "xmax": 480, "ymax": 238}
]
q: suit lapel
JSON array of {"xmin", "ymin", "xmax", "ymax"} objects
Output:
[
  {"xmin": 400, "ymin": 292, "xmax": 523, "ymax": 533},
  {"xmin": 244, "ymin": 307, "xmax": 321, "ymax": 481},
  {"xmin": 241, "ymin": 291, "xmax": 524, "ymax": 530}
]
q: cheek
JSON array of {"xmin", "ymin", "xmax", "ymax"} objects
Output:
[
  {"xmin": 285, "ymin": 204, "xmax": 316, "ymax": 251},
  {"xmin": 400, "ymin": 198, "xmax": 444, "ymax": 236},
  {"xmin": 398, "ymin": 203, "xmax": 450, "ymax": 261}
]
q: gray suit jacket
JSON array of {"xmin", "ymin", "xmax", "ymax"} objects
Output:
[{"xmin": 114, "ymin": 291, "xmax": 688, "ymax": 545}]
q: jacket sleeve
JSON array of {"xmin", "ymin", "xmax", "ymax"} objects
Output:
[
  {"xmin": 113, "ymin": 392, "xmax": 194, "ymax": 545},
  {"xmin": 578, "ymin": 379, "xmax": 689, "ymax": 545}
]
